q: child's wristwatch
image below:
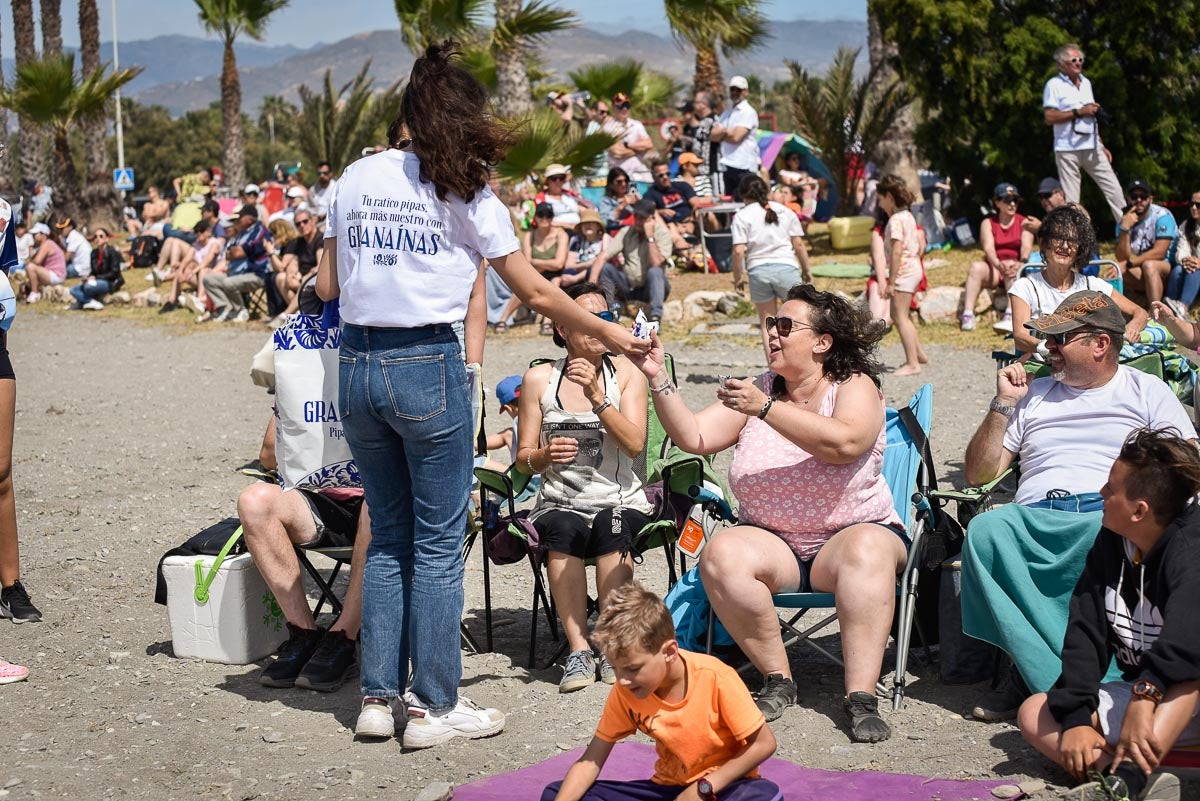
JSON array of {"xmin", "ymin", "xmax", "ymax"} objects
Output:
[
  {"xmin": 1132, "ymin": 679, "xmax": 1165, "ymax": 706},
  {"xmin": 697, "ymin": 778, "xmax": 717, "ymax": 801}
]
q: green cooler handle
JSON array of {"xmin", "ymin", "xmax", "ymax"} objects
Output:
[{"xmin": 193, "ymin": 525, "xmax": 245, "ymax": 604}]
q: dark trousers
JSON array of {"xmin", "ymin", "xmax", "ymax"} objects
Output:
[
  {"xmin": 722, "ymin": 167, "xmax": 753, "ymax": 202},
  {"xmin": 541, "ymin": 778, "xmax": 782, "ymax": 801}
]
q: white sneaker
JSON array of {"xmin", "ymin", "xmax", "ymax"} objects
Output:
[
  {"xmin": 231, "ymin": 309, "xmax": 250, "ymax": 323},
  {"xmin": 82, "ymin": 299, "xmax": 105, "ymax": 311},
  {"xmin": 401, "ymin": 694, "xmax": 505, "ymax": 749},
  {"xmin": 151, "ymin": 267, "xmax": 169, "ymax": 286},
  {"xmin": 354, "ymin": 698, "xmax": 395, "ymax": 739},
  {"xmin": 25, "ymin": 291, "xmax": 40, "ymax": 304},
  {"xmin": 960, "ymin": 312, "xmax": 976, "ymax": 331},
  {"xmin": 993, "ymin": 311, "xmax": 1013, "ymax": 333}
]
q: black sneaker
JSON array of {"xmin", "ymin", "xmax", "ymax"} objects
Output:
[
  {"xmin": 260, "ymin": 624, "xmax": 324, "ymax": 688},
  {"xmin": 0, "ymin": 581, "xmax": 42, "ymax": 623},
  {"xmin": 845, "ymin": 691, "xmax": 891, "ymax": 743},
  {"xmin": 971, "ymin": 668, "xmax": 1030, "ymax": 722},
  {"xmin": 754, "ymin": 673, "xmax": 797, "ymax": 722},
  {"xmin": 294, "ymin": 629, "xmax": 357, "ymax": 693},
  {"xmin": 158, "ymin": 301, "xmax": 180, "ymax": 314}
]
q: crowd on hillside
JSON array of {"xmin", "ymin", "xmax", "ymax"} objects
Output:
[{"xmin": 3, "ymin": 39, "xmax": 1200, "ymax": 801}]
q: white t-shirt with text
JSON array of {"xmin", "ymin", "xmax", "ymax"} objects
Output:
[
  {"xmin": 1003, "ymin": 367, "xmax": 1195, "ymax": 505},
  {"xmin": 731, "ymin": 202, "xmax": 804, "ymax": 270},
  {"xmin": 325, "ymin": 149, "xmax": 520, "ymax": 327}
]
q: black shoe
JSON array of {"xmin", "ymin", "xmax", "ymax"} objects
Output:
[
  {"xmin": 158, "ymin": 301, "xmax": 180, "ymax": 314},
  {"xmin": 260, "ymin": 624, "xmax": 324, "ymax": 688},
  {"xmin": 754, "ymin": 673, "xmax": 797, "ymax": 722},
  {"xmin": 0, "ymin": 581, "xmax": 42, "ymax": 623},
  {"xmin": 844, "ymin": 691, "xmax": 891, "ymax": 743},
  {"xmin": 294, "ymin": 629, "xmax": 357, "ymax": 693},
  {"xmin": 971, "ymin": 668, "xmax": 1030, "ymax": 722}
]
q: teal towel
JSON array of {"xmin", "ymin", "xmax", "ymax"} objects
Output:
[{"xmin": 960, "ymin": 503, "xmax": 1121, "ymax": 692}]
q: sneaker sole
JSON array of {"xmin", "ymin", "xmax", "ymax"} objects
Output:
[
  {"xmin": 354, "ymin": 721, "xmax": 395, "ymax": 740},
  {"xmin": 1143, "ymin": 772, "xmax": 1181, "ymax": 801},
  {"xmin": 0, "ymin": 672, "xmax": 29, "ymax": 685},
  {"xmin": 558, "ymin": 675, "xmax": 596, "ymax": 693},
  {"xmin": 259, "ymin": 675, "xmax": 298, "ymax": 689},
  {"xmin": 401, "ymin": 718, "xmax": 505, "ymax": 749},
  {"xmin": 0, "ymin": 604, "xmax": 38, "ymax": 624},
  {"xmin": 970, "ymin": 705, "xmax": 1017, "ymax": 722}
]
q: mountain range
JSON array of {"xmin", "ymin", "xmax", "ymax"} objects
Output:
[{"xmin": 2, "ymin": 20, "xmax": 867, "ymax": 117}]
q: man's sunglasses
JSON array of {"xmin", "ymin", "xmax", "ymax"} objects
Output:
[
  {"xmin": 596, "ymin": 109, "xmax": 609, "ymax": 116},
  {"xmin": 295, "ymin": 218, "xmax": 312, "ymax": 226},
  {"xmin": 1066, "ymin": 57, "xmax": 1084, "ymax": 65},
  {"xmin": 1045, "ymin": 328, "xmax": 1105, "ymax": 346},
  {"xmin": 1129, "ymin": 193, "xmax": 1150, "ymax": 202},
  {"xmin": 765, "ymin": 316, "xmax": 813, "ymax": 337},
  {"xmin": 653, "ymin": 172, "xmax": 670, "ymax": 179}
]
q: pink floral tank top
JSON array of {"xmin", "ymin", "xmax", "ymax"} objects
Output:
[{"xmin": 728, "ymin": 375, "xmax": 903, "ymax": 560}]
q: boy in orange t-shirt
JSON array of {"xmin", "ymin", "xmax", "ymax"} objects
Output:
[{"xmin": 542, "ymin": 582, "xmax": 781, "ymax": 801}]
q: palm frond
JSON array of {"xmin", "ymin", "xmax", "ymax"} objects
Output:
[
  {"xmin": 394, "ymin": 0, "xmax": 488, "ymax": 55},
  {"xmin": 457, "ymin": 44, "xmax": 498, "ymax": 92},
  {"xmin": 495, "ymin": 110, "xmax": 564, "ymax": 183},
  {"xmin": 663, "ymin": 0, "xmax": 769, "ymax": 57},
  {"xmin": 492, "ymin": 0, "xmax": 578, "ymax": 51},
  {"xmin": 568, "ymin": 59, "xmax": 643, "ymax": 103},
  {"xmin": 193, "ymin": 0, "xmax": 290, "ymax": 43},
  {"xmin": 556, "ymin": 127, "xmax": 618, "ymax": 177},
  {"xmin": 0, "ymin": 54, "xmax": 140, "ymax": 132}
]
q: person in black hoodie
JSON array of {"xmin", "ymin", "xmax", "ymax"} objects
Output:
[{"xmin": 1018, "ymin": 427, "xmax": 1200, "ymax": 801}]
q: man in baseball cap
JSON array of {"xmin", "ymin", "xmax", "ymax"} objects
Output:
[
  {"xmin": 1116, "ymin": 178, "xmax": 1175, "ymax": 306},
  {"xmin": 715, "ymin": 75, "xmax": 759, "ymax": 201}
]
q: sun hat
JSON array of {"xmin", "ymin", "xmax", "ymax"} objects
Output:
[
  {"xmin": 1126, "ymin": 179, "xmax": 1152, "ymax": 196},
  {"xmin": 729, "ymin": 75, "xmax": 749, "ymax": 90},
  {"xmin": 1023, "ymin": 290, "xmax": 1126, "ymax": 338},
  {"xmin": 543, "ymin": 163, "xmax": 569, "ymax": 180},
  {"xmin": 993, "ymin": 182, "xmax": 1020, "ymax": 200},
  {"xmin": 1038, "ymin": 177, "xmax": 1063, "ymax": 195},
  {"xmin": 574, "ymin": 208, "xmax": 604, "ymax": 234}
]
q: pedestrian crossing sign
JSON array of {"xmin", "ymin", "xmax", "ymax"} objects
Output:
[{"xmin": 113, "ymin": 168, "xmax": 135, "ymax": 191}]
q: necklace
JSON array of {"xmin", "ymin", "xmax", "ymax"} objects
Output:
[{"xmin": 787, "ymin": 374, "xmax": 825, "ymax": 405}]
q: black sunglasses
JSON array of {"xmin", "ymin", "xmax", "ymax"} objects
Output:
[
  {"xmin": 765, "ymin": 316, "xmax": 812, "ymax": 337},
  {"xmin": 615, "ymin": 102, "xmax": 631, "ymax": 110},
  {"xmin": 1129, "ymin": 193, "xmax": 1150, "ymax": 202},
  {"xmin": 1190, "ymin": 201, "xmax": 1200, "ymax": 209},
  {"xmin": 1045, "ymin": 328, "xmax": 1106, "ymax": 346},
  {"xmin": 596, "ymin": 109, "xmax": 609, "ymax": 116}
]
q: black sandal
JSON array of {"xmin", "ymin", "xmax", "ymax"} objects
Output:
[{"xmin": 844, "ymin": 691, "xmax": 891, "ymax": 743}]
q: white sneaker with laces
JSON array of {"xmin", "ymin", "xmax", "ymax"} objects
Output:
[
  {"xmin": 231, "ymin": 309, "xmax": 250, "ymax": 323},
  {"xmin": 960, "ymin": 312, "xmax": 976, "ymax": 331},
  {"xmin": 401, "ymin": 694, "xmax": 505, "ymax": 749},
  {"xmin": 355, "ymin": 697, "xmax": 395, "ymax": 739},
  {"xmin": 82, "ymin": 299, "xmax": 105, "ymax": 311},
  {"xmin": 993, "ymin": 310, "xmax": 1013, "ymax": 333}
]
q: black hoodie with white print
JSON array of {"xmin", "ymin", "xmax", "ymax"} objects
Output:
[{"xmin": 1048, "ymin": 503, "xmax": 1200, "ymax": 731}]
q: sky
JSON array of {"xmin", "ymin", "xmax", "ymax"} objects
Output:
[{"xmin": 1, "ymin": 0, "xmax": 866, "ymax": 53}]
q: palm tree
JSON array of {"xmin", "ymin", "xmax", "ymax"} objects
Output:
[
  {"xmin": 295, "ymin": 63, "xmax": 403, "ymax": 173},
  {"xmin": 11, "ymin": 0, "xmax": 49, "ymax": 188},
  {"xmin": 492, "ymin": 0, "xmax": 578, "ymax": 118},
  {"xmin": 569, "ymin": 60, "xmax": 682, "ymax": 122},
  {"xmin": 194, "ymin": 0, "xmax": 289, "ymax": 191},
  {"xmin": 41, "ymin": 0, "xmax": 63, "ymax": 56},
  {"xmin": 664, "ymin": 0, "xmax": 768, "ymax": 100},
  {"xmin": 393, "ymin": 0, "xmax": 487, "ymax": 56},
  {"xmin": 868, "ymin": 3, "xmax": 922, "ymax": 202},
  {"xmin": 788, "ymin": 47, "xmax": 911, "ymax": 216},
  {"xmin": 0, "ymin": 55, "xmax": 141, "ymax": 221},
  {"xmin": 79, "ymin": 0, "xmax": 120, "ymax": 224},
  {"xmin": 495, "ymin": 109, "xmax": 615, "ymax": 184}
]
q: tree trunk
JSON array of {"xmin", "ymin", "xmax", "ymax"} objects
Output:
[
  {"xmin": 493, "ymin": 0, "xmax": 533, "ymax": 119},
  {"xmin": 12, "ymin": 0, "xmax": 49, "ymax": 190},
  {"xmin": 0, "ymin": 19, "xmax": 10, "ymax": 197},
  {"xmin": 221, "ymin": 40, "xmax": 247, "ymax": 191},
  {"xmin": 52, "ymin": 129, "xmax": 81, "ymax": 222},
  {"xmin": 694, "ymin": 47, "xmax": 725, "ymax": 108},
  {"xmin": 867, "ymin": 5, "xmax": 923, "ymax": 202},
  {"xmin": 41, "ymin": 0, "xmax": 63, "ymax": 56},
  {"xmin": 78, "ymin": 0, "xmax": 118, "ymax": 229}
]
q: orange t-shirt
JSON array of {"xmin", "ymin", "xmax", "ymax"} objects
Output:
[{"xmin": 594, "ymin": 650, "xmax": 765, "ymax": 786}]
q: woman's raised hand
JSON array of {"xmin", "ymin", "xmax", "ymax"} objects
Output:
[
  {"xmin": 600, "ymin": 321, "xmax": 653, "ymax": 362},
  {"xmin": 628, "ymin": 328, "xmax": 665, "ymax": 381}
]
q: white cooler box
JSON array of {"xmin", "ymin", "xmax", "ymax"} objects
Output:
[{"xmin": 162, "ymin": 552, "xmax": 288, "ymax": 664}]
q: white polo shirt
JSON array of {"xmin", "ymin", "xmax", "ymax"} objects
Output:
[
  {"xmin": 325, "ymin": 149, "xmax": 520, "ymax": 328},
  {"xmin": 63, "ymin": 229, "xmax": 92, "ymax": 278},
  {"xmin": 1042, "ymin": 72, "xmax": 1098, "ymax": 152},
  {"xmin": 717, "ymin": 100, "xmax": 760, "ymax": 171}
]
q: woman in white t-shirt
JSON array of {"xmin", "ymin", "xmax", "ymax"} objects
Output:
[
  {"xmin": 314, "ymin": 42, "xmax": 647, "ymax": 748},
  {"xmin": 731, "ymin": 175, "xmax": 812, "ymax": 360},
  {"xmin": 1009, "ymin": 205, "xmax": 1146, "ymax": 357}
]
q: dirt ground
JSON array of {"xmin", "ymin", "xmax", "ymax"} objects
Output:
[{"xmin": 0, "ymin": 309, "xmax": 1195, "ymax": 801}]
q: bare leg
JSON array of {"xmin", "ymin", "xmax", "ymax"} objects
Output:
[
  {"xmin": 1142, "ymin": 260, "xmax": 1171, "ymax": 306},
  {"xmin": 237, "ymin": 484, "xmax": 319, "ymax": 630},
  {"xmin": 593, "ymin": 549, "xmax": 633, "ymax": 613},
  {"xmin": 546, "ymin": 552, "xmax": 591, "ymax": 653},
  {"xmin": 891, "ymin": 290, "xmax": 925, "ymax": 375},
  {"xmin": 867, "ymin": 281, "xmax": 891, "ymax": 326},
  {"xmin": 808, "ymin": 523, "xmax": 907, "ymax": 695},
  {"xmin": 963, "ymin": 261, "xmax": 998, "ymax": 319},
  {"xmin": 699, "ymin": 525, "xmax": 803, "ymax": 679},
  {"xmin": 26, "ymin": 265, "xmax": 50, "ymax": 294},
  {"xmin": 329, "ymin": 505, "xmax": 370, "ymax": 639},
  {"xmin": 0, "ymin": 380, "xmax": 19, "ymax": 588}
]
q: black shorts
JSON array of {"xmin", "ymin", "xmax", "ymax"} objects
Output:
[
  {"xmin": 532, "ymin": 507, "xmax": 653, "ymax": 560},
  {"xmin": 299, "ymin": 490, "xmax": 363, "ymax": 549},
  {"xmin": 791, "ymin": 522, "xmax": 909, "ymax": 592},
  {"xmin": 0, "ymin": 335, "xmax": 14, "ymax": 381}
]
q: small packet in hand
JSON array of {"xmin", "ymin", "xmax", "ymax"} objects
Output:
[
  {"xmin": 717, "ymin": 374, "xmax": 732, "ymax": 387},
  {"xmin": 632, "ymin": 310, "xmax": 659, "ymax": 340}
]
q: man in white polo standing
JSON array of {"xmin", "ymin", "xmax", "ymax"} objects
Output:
[
  {"xmin": 1042, "ymin": 43, "xmax": 1124, "ymax": 222},
  {"xmin": 713, "ymin": 75, "xmax": 760, "ymax": 202}
]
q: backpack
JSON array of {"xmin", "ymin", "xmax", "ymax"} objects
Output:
[{"xmin": 130, "ymin": 235, "xmax": 161, "ymax": 268}]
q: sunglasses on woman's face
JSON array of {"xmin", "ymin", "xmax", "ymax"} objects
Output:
[
  {"xmin": 765, "ymin": 316, "xmax": 812, "ymax": 337},
  {"xmin": 1189, "ymin": 201, "xmax": 1200, "ymax": 209},
  {"xmin": 615, "ymin": 102, "xmax": 631, "ymax": 110}
]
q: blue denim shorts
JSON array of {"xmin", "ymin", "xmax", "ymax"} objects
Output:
[{"xmin": 748, "ymin": 262, "xmax": 802, "ymax": 304}]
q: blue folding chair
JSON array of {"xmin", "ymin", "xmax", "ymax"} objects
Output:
[{"xmin": 709, "ymin": 384, "xmax": 937, "ymax": 711}]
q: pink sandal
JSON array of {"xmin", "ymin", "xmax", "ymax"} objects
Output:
[{"xmin": 0, "ymin": 658, "xmax": 29, "ymax": 684}]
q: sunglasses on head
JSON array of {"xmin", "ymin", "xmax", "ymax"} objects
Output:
[
  {"xmin": 593, "ymin": 310, "xmax": 617, "ymax": 323},
  {"xmin": 765, "ymin": 316, "xmax": 812, "ymax": 337}
]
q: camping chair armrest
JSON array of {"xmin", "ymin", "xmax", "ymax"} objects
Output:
[
  {"xmin": 929, "ymin": 467, "xmax": 1013, "ymax": 526},
  {"xmin": 474, "ymin": 463, "xmax": 532, "ymax": 520}
]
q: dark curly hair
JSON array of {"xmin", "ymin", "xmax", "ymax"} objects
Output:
[
  {"xmin": 1037, "ymin": 205, "xmax": 1097, "ymax": 272},
  {"xmin": 772, "ymin": 283, "xmax": 885, "ymax": 392},
  {"xmin": 389, "ymin": 41, "xmax": 519, "ymax": 203},
  {"xmin": 1118, "ymin": 427, "xmax": 1200, "ymax": 525},
  {"xmin": 552, "ymin": 281, "xmax": 612, "ymax": 348}
]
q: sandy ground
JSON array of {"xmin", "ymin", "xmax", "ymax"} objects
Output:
[{"xmin": 0, "ymin": 310, "xmax": 1194, "ymax": 801}]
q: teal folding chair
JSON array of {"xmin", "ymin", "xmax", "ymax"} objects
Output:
[{"xmin": 710, "ymin": 384, "xmax": 937, "ymax": 711}]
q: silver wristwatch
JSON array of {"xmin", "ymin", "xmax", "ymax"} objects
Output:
[
  {"xmin": 592, "ymin": 400, "xmax": 613, "ymax": 416},
  {"xmin": 989, "ymin": 397, "xmax": 1015, "ymax": 417}
]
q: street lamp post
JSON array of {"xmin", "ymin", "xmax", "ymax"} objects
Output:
[{"xmin": 111, "ymin": 0, "xmax": 126, "ymax": 199}]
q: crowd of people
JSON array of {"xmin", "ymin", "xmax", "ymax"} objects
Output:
[{"xmin": 3, "ymin": 37, "xmax": 1200, "ymax": 801}]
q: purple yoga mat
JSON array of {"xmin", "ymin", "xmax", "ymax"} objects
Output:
[{"xmin": 452, "ymin": 741, "xmax": 1023, "ymax": 800}]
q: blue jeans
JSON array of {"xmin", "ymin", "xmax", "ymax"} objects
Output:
[
  {"xmin": 338, "ymin": 323, "xmax": 473, "ymax": 713},
  {"xmin": 70, "ymin": 278, "xmax": 112, "ymax": 304},
  {"xmin": 1166, "ymin": 264, "xmax": 1200, "ymax": 308},
  {"xmin": 1026, "ymin": 491, "xmax": 1104, "ymax": 513},
  {"xmin": 600, "ymin": 263, "xmax": 670, "ymax": 319}
]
